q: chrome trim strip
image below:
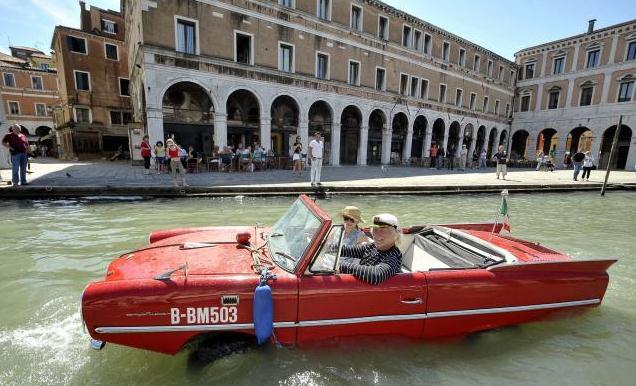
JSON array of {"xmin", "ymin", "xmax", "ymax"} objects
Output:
[{"xmin": 94, "ymin": 299, "xmax": 599, "ymax": 334}]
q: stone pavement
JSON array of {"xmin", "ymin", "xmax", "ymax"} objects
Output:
[{"xmin": 1, "ymin": 158, "xmax": 635, "ymax": 197}]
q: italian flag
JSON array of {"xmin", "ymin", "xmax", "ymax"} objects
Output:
[{"xmin": 499, "ymin": 190, "xmax": 511, "ymax": 232}]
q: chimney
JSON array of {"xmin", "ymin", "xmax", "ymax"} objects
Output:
[
  {"xmin": 79, "ymin": 1, "xmax": 89, "ymax": 31},
  {"xmin": 588, "ymin": 19, "xmax": 596, "ymax": 34}
]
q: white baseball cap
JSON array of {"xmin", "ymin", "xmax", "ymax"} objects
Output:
[{"xmin": 371, "ymin": 213, "xmax": 399, "ymax": 228}]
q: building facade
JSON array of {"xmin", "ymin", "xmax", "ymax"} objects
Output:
[
  {"xmin": 0, "ymin": 48, "xmax": 59, "ymax": 154},
  {"xmin": 512, "ymin": 19, "xmax": 636, "ymax": 170},
  {"xmin": 51, "ymin": 2, "xmax": 131, "ymax": 159},
  {"xmin": 123, "ymin": 0, "xmax": 516, "ymax": 165}
]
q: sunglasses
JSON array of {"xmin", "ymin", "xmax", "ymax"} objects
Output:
[{"xmin": 343, "ymin": 216, "xmax": 356, "ymax": 223}]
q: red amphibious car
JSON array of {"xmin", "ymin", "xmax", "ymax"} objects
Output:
[{"xmin": 81, "ymin": 195, "xmax": 616, "ymax": 355}]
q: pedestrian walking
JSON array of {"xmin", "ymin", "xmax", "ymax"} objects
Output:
[
  {"xmin": 549, "ymin": 145, "xmax": 557, "ymax": 169},
  {"xmin": 459, "ymin": 144, "xmax": 468, "ymax": 171},
  {"xmin": 140, "ymin": 135, "xmax": 152, "ymax": 174},
  {"xmin": 581, "ymin": 151, "xmax": 595, "ymax": 181},
  {"xmin": 154, "ymin": 141, "xmax": 165, "ymax": 174},
  {"xmin": 479, "ymin": 148, "xmax": 487, "ymax": 169},
  {"xmin": 292, "ymin": 136, "xmax": 303, "ymax": 177},
  {"xmin": 2, "ymin": 124, "xmax": 30, "ymax": 186},
  {"xmin": 471, "ymin": 149, "xmax": 479, "ymax": 169},
  {"xmin": 446, "ymin": 145, "xmax": 455, "ymax": 170},
  {"xmin": 572, "ymin": 149, "xmax": 585, "ymax": 181},
  {"xmin": 429, "ymin": 144, "xmax": 438, "ymax": 168},
  {"xmin": 493, "ymin": 145, "xmax": 508, "ymax": 180},
  {"xmin": 308, "ymin": 131, "xmax": 324, "ymax": 186},
  {"xmin": 166, "ymin": 138, "xmax": 188, "ymax": 187},
  {"xmin": 436, "ymin": 146, "xmax": 445, "ymax": 170},
  {"xmin": 536, "ymin": 151, "xmax": 545, "ymax": 171}
]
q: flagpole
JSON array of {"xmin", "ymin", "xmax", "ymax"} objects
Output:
[{"xmin": 490, "ymin": 189, "xmax": 509, "ymax": 240}]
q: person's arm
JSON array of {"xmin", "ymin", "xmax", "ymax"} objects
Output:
[
  {"xmin": 308, "ymin": 142, "xmax": 313, "ymax": 159},
  {"xmin": 339, "ymin": 248, "xmax": 402, "ymax": 285}
]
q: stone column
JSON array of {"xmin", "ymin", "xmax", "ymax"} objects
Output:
[
  {"xmin": 555, "ymin": 131, "xmax": 568, "ymax": 169},
  {"xmin": 608, "ymin": 34, "xmax": 619, "ymax": 64},
  {"xmin": 565, "ymin": 80, "xmax": 575, "ymax": 108},
  {"xmin": 299, "ymin": 119, "xmax": 309, "ymax": 153},
  {"xmin": 442, "ymin": 127, "xmax": 449, "ymax": 151},
  {"xmin": 331, "ymin": 123, "xmax": 341, "ymax": 166},
  {"xmin": 423, "ymin": 126, "xmax": 433, "ymax": 165},
  {"xmin": 469, "ymin": 135, "xmax": 478, "ymax": 165},
  {"xmin": 571, "ymin": 43, "xmax": 580, "ymax": 72},
  {"xmin": 146, "ymin": 107, "xmax": 164, "ymax": 148},
  {"xmin": 359, "ymin": 126, "xmax": 369, "ymax": 165},
  {"xmin": 214, "ymin": 113, "xmax": 227, "ymax": 149},
  {"xmin": 260, "ymin": 113, "xmax": 272, "ymax": 152},
  {"xmin": 535, "ymin": 83, "xmax": 544, "ymax": 111},
  {"xmin": 381, "ymin": 126, "xmax": 391, "ymax": 165},
  {"xmin": 600, "ymin": 73, "xmax": 612, "ymax": 104},
  {"xmin": 403, "ymin": 129, "xmax": 413, "ymax": 163}
]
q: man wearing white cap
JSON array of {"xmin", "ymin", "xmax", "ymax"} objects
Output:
[{"xmin": 338, "ymin": 213, "xmax": 402, "ymax": 285}]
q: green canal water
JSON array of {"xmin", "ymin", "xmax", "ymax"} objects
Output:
[{"xmin": 0, "ymin": 192, "xmax": 635, "ymax": 386}]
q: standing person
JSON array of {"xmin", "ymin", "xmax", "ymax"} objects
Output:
[
  {"xmin": 572, "ymin": 149, "xmax": 585, "ymax": 181},
  {"xmin": 446, "ymin": 145, "xmax": 455, "ymax": 170},
  {"xmin": 459, "ymin": 144, "xmax": 468, "ymax": 171},
  {"xmin": 166, "ymin": 139, "xmax": 188, "ymax": 187},
  {"xmin": 429, "ymin": 144, "xmax": 438, "ymax": 168},
  {"xmin": 471, "ymin": 148, "xmax": 479, "ymax": 169},
  {"xmin": 292, "ymin": 136, "xmax": 303, "ymax": 177},
  {"xmin": 536, "ymin": 151, "xmax": 545, "ymax": 171},
  {"xmin": 582, "ymin": 151, "xmax": 595, "ymax": 181},
  {"xmin": 308, "ymin": 132, "xmax": 324, "ymax": 186},
  {"xmin": 154, "ymin": 141, "xmax": 165, "ymax": 174},
  {"xmin": 436, "ymin": 146, "xmax": 445, "ymax": 170},
  {"xmin": 2, "ymin": 124, "xmax": 30, "ymax": 186},
  {"xmin": 340, "ymin": 206, "xmax": 369, "ymax": 246},
  {"xmin": 479, "ymin": 148, "xmax": 487, "ymax": 169},
  {"xmin": 549, "ymin": 145, "xmax": 557, "ymax": 168},
  {"xmin": 493, "ymin": 145, "xmax": 508, "ymax": 180},
  {"xmin": 140, "ymin": 135, "xmax": 152, "ymax": 174}
]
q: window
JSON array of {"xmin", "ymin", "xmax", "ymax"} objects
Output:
[
  {"xmin": 40, "ymin": 63, "xmax": 49, "ymax": 71},
  {"xmin": 317, "ymin": 0, "xmax": 330, "ymax": 20},
  {"xmin": 105, "ymin": 43, "xmax": 118, "ymax": 60},
  {"xmin": 520, "ymin": 95, "xmax": 530, "ymax": 112},
  {"xmin": 442, "ymin": 42, "xmax": 450, "ymax": 61},
  {"xmin": 420, "ymin": 79, "xmax": 428, "ymax": 99},
  {"xmin": 74, "ymin": 107, "xmax": 91, "ymax": 123},
  {"xmin": 375, "ymin": 67, "xmax": 386, "ymax": 91},
  {"xmin": 279, "ymin": 43, "xmax": 294, "ymax": 73},
  {"xmin": 411, "ymin": 77, "xmax": 419, "ymax": 97},
  {"xmin": 517, "ymin": 70, "xmax": 523, "ymax": 81},
  {"xmin": 524, "ymin": 63, "xmax": 534, "ymax": 79},
  {"xmin": 439, "ymin": 84, "xmax": 447, "ymax": 103},
  {"xmin": 455, "ymin": 89, "xmax": 463, "ymax": 107},
  {"xmin": 414, "ymin": 30, "xmax": 422, "ymax": 51},
  {"xmin": 482, "ymin": 96, "xmax": 489, "ymax": 113},
  {"xmin": 473, "ymin": 55, "xmax": 481, "ymax": 72},
  {"xmin": 505, "ymin": 103, "xmax": 510, "ymax": 117},
  {"xmin": 3, "ymin": 73, "xmax": 15, "ymax": 87},
  {"xmin": 627, "ymin": 41, "xmax": 636, "ymax": 61},
  {"xmin": 400, "ymin": 74, "xmax": 409, "ymax": 96},
  {"xmin": 279, "ymin": 0, "xmax": 293, "ymax": 8},
  {"xmin": 403, "ymin": 25, "xmax": 412, "ymax": 48},
  {"xmin": 101, "ymin": 19, "xmax": 117, "ymax": 34},
  {"xmin": 35, "ymin": 103, "xmax": 47, "ymax": 116},
  {"xmin": 119, "ymin": 78, "xmax": 130, "ymax": 96},
  {"xmin": 423, "ymin": 33, "xmax": 432, "ymax": 55},
  {"xmin": 348, "ymin": 60, "xmax": 360, "ymax": 86},
  {"xmin": 586, "ymin": 49, "xmax": 600, "ymax": 68},
  {"xmin": 176, "ymin": 18, "xmax": 197, "ymax": 54},
  {"xmin": 487, "ymin": 60, "xmax": 494, "ymax": 77},
  {"xmin": 494, "ymin": 100, "xmax": 500, "ymax": 115},
  {"xmin": 498, "ymin": 65, "xmax": 504, "ymax": 80},
  {"xmin": 316, "ymin": 52, "xmax": 329, "ymax": 80},
  {"xmin": 378, "ymin": 16, "xmax": 388, "ymax": 40},
  {"xmin": 510, "ymin": 70, "xmax": 515, "ymax": 82},
  {"xmin": 469, "ymin": 93, "xmax": 476, "ymax": 110},
  {"xmin": 459, "ymin": 48, "xmax": 466, "ymax": 66},
  {"xmin": 74, "ymin": 71, "xmax": 90, "ymax": 91},
  {"xmin": 618, "ymin": 81, "xmax": 634, "ymax": 102},
  {"xmin": 553, "ymin": 57, "xmax": 564, "ymax": 74},
  {"xmin": 110, "ymin": 110, "xmax": 132, "ymax": 125},
  {"xmin": 235, "ymin": 31, "xmax": 253, "ymax": 65},
  {"xmin": 548, "ymin": 90, "xmax": 560, "ymax": 109},
  {"xmin": 350, "ymin": 5, "xmax": 362, "ymax": 31},
  {"xmin": 31, "ymin": 76, "xmax": 43, "ymax": 90},
  {"xmin": 8, "ymin": 101, "xmax": 19, "ymax": 115},
  {"xmin": 67, "ymin": 36, "xmax": 87, "ymax": 54},
  {"xmin": 580, "ymin": 86, "xmax": 594, "ymax": 106}
]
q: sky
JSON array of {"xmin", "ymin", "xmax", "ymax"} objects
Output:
[{"xmin": 0, "ymin": 0, "xmax": 634, "ymax": 60}]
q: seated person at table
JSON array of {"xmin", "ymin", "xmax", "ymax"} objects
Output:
[
  {"xmin": 339, "ymin": 213, "xmax": 402, "ymax": 285},
  {"xmin": 239, "ymin": 145, "xmax": 252, "ymax": 170},
  {"xmin": 219, "ymin": 146, "xmax": 233, "ymax": 171},
  {"xmin": 252, "ymin": 144, "xmax": 265, "ymax": 167}
]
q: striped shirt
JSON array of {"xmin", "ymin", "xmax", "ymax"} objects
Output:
[{"xmin": 339, "ymin": 243, "xmax": 402, "ymax": 285}]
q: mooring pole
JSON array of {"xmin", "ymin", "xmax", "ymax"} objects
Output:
[{"xmin": 601, "ymin": 115, "xmax": 623, "ymax": 196}]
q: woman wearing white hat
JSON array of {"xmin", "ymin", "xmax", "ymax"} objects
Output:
[
  {"xmin": 338, "ymin": 213, "xmax": 402, "ymax": 285},
  {"xmin": 340, "ymin": 206, "xmax": 369, "ymax": 246}
]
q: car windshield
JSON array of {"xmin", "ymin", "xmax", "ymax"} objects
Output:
[{"xmin": 268, "ymin": 199, "xmax": 323, "ymax": 272}]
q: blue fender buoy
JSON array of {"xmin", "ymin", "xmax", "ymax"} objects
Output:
[{"xmin": 253, "ymin": 283, "xmax": 273, "ymax": 344}]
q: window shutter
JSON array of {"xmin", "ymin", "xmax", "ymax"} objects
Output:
[{"xmin": 114, "ymin": 23, "xmax": 119, "ymax": 33}]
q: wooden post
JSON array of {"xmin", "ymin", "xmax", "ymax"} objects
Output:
[{"xmin": 601, "ymin": 115, "xmax": 623, "ymax": 196}]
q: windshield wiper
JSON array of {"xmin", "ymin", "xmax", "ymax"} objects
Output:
[
  {"xmin": 269, "ymin": 232, "xmax": 284, "ymax": 238},
  {"xmin": 274, "ymin": 251, "xmax": 296, "ymax": 263}
]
